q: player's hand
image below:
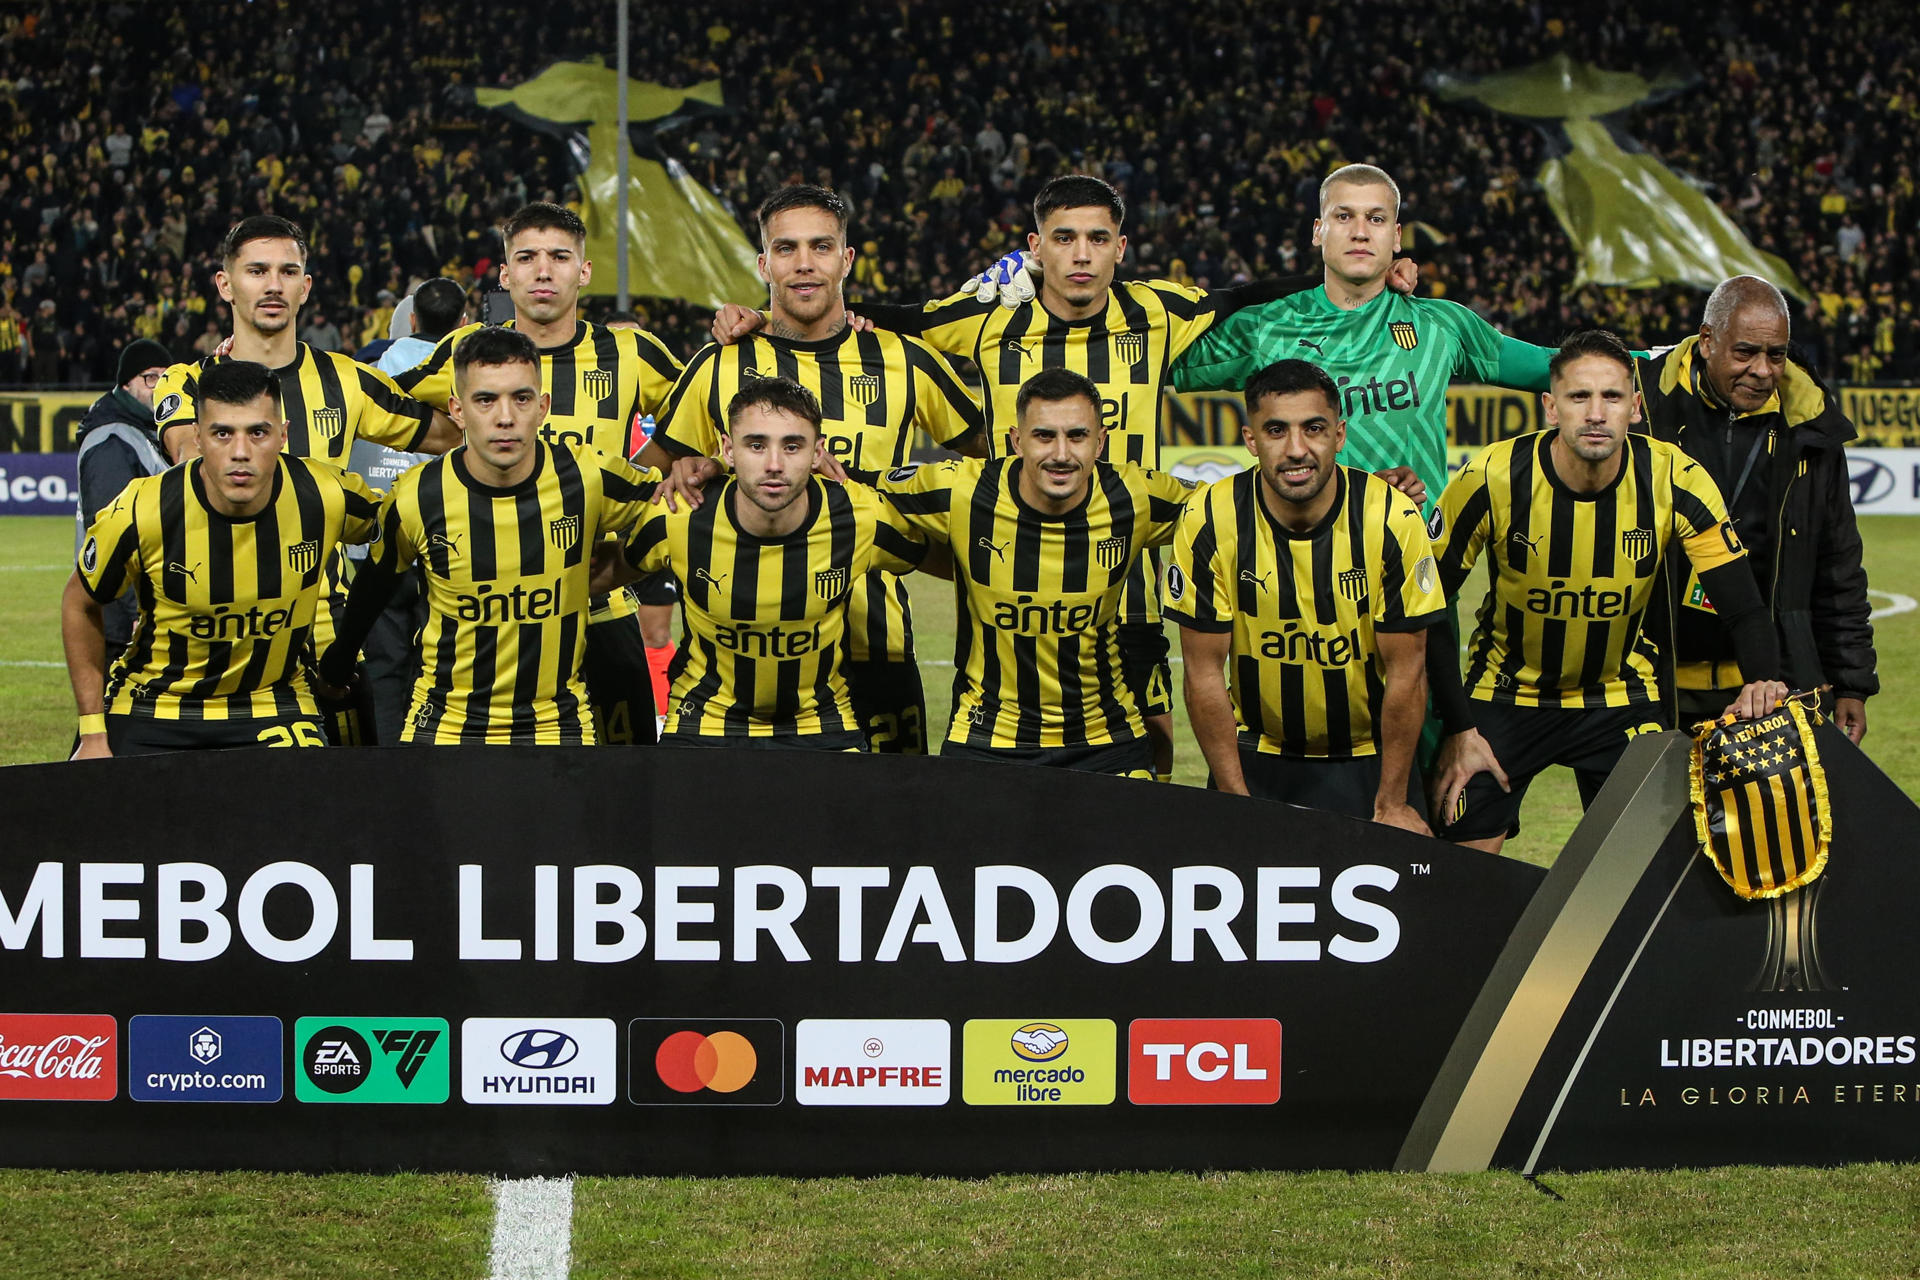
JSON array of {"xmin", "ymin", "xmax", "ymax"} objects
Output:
[
  {"xmin": 812, "ymin": 450, "xmax": 850, "ymax": 484},
  {"xmin": 1373, "ymin": 466, "xmax": 1426, "ymax": 507},
  {"xmin": 1431, "ymin": 728, "xmax": 1510, "ymax": 831},
  {"xmin": 1834, "ymin": 695, "xmax": 1867, "ymax": 745},
  {"xmin": 1387, "ymin": 257, "xmax": 1420, "ymax": 296},
  {"xmin": 709, "ymin": 304, "xmax": 765, "ymax": 346},
  {"xmin": 653, "ymin": 455, "xmax": 722, "ymax": 511},
  {"xmin": 213, "ymin": 333, "xmax": 236, "ymax": 359},
  {"xmin": 1372, "ymin": 799, "xmax": 1432, "ymax": 837},
  {"xmin": 70, "ymin": 733, "xmax": 112, "ymax": 761},
  {"xmin": 841, "ymin": 311, "xmax": 877, "ymax": 333},
  {"xmin": 308, "ymin": 665, "xmax": 357, "ymax": 704},
  {"xmin": 588, "ymin": 541, "xmax": 627, "ymax": 596},
  {"xmin": 1724, "ymin": 679, "xmax": 1789, "ymax": 721},
  {"xmin": 961, "ymin": 250, "xmax": 1037, "ymax": 310}
]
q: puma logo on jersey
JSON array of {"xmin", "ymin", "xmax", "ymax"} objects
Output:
[
  {"xmin": 976, "ymin": 536, "xmax": 1008, "ymax": 562},
  {"xmin": 694, "ymin": 566, "xmax": 728, "ymax": 591},
  {"xmin": 1002, "ymin": 339, "xmax": 1036, "ymax": 360},
  {"xmin": 167, "ymin": 560, "xmax": 200, "ymax": 583},
  {"xmin": 1297, "ymin": 339, "xmax": 1326, "ymax": 355},
  {"xmin": 1508, "ymin": 530, "xmax": 1543, "ymax": 558},
  {"xmin": 1239, "ymin": 568, "xmax": 1269, "ymax": 591},
  {"xmin": 427, "ymin": 532, "xmax": 462, "ymax": 555}
]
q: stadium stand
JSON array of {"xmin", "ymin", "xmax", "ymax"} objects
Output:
[{"xmin": 0, "ymin": 0, "xmax": 1915, "ymax": 378}]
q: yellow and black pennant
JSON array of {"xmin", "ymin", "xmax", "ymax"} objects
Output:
[{"xmin": 1689, "ymin": 692, "xmax": 1831, "ymax": 899}]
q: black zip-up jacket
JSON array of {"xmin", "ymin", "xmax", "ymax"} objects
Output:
[
  {"xmin": 1636, "ymin": 337, "xmax": 1877, "ymax": 704},
  {"xmin": 74, "ymin": 387, "xmax": 167, "ymax": 648}
]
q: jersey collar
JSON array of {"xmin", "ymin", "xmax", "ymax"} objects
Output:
[
  {"xmin": 758, "ymin": 323, "xmax": 858, "ymax": 354},
  {"xmin": 722, "ymin": 473, "xmax": 824, "ymax": 543},
  {"xmin": 451, "ymin": 438, "xmax": 548, "ymax": 494},
  {"xmin": 1254, "ymin": 465, "xmax": 1348, "ymax": 541},
  {"xmin": 1537, "ymin": 430, "xmax": 1630, "ymax": 501},
  {"xmin": 1006, "ymin": 458, "xmax": 1097, "ymax": 521},
  {"xmin": 507, "ymin": 319, "xmax": 589, "ymax": 357}
]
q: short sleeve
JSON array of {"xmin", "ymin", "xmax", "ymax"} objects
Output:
[
  {"xmin": 1139, "ymin": 466, "xmax": 1199, "ymax": 547},
  {"xmin": 394, "ymin": 324, "xmax": 474, "ymax": 413},
  {"xmin": 865, "ymin": 488, "xmax": 931, "ymax": 576},
  {"xmin": 1163, "ymin": 481, "xmax": 1233, "ymax": 632},
  {"xmin": 1376, "ymin": 487, "xmax": 1446, "ymax": 632},
  {"xmin": 1141, "ymin": 281, "xmax": 1222, "ymax": 361},
  {"xmin": 1433, "ymin": 448, "xmax": 1495, "ymax": 592},
  {"xmin": 905, "ymin": 342, "xmax": 985, "ymax": 447},
  {"xmin": 1169, "ymin": 304, "xmax": 1277, "ymax": 393},
  {"xmin": 153, "ymin": 362, "xmax": 199, "ymax": 438},
  {"xmin": 1670, "ymin": 451, "xmax": 1744, "ymax": 571},
  {"xmin": 621, "ymin": 505, "xmax": 673, "ymax": 575},
  {"xmin": 351, "ymin": 363, "xmax": 434, "ymax": 451},
  {"xmin": 653, "ymin": 345, "xmax": 726, "ymax": 459},
  {"xmin": 76, "ymin": 483, "xmax": 143, "ymax": 602},
  {"xmin": 337, "ymin": 469, "xmax": 382, "ymax": 546},
  {"xmin": 596, "ymin": 455, "xmax": 663, "ymax": 536},
  {"xmin": 912, "ymin": 290, "xmax": 997, "ymax": 359},
  {"xmin": 874, "ymin": 458, "xmax": 964, "ymax": 540}
]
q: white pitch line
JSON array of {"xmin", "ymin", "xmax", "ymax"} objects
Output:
[
  {"xmin": 1869, "ymin": 590, "xmax": 1916, "ymax": 620},
  {"xmin": 487, "ymin": 1175, "xmax": 574, "ymax": 1280},
  {"xmin": 0, "ymin": 660, "xmax": 62, "ymax": 668},
  {"xmin": 0, "ymin": 564, "xmax": 65, "ymax": 571}
]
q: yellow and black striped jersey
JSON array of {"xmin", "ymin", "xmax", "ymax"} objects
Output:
[
  {"xmin": 881, "ymin": 457, "xmax": 1193, "ymax": 749},
  {"xmin": 653, "ymin": 326, "xmax": 982, "ymax": 665},
  {"xmin": 362, "ymin": 441, "xmax": 659, "ymax": 744},
  {"xmin": 153, "ymin": 343, "xmax": 432, "ymax": 468},
  {"xmin": 1165, "ymin": 466, "xmax": 1445, "ymax": 759},
  {"xmin": 397, "ymin": 319, "xmax": 681, "ymax": 457},
  {"xmin": 76, "ymin": 455, "xmax": 379, "ymax": 722},
  {"xmin": 623, "ymin": 476, "xmax": 928, "ymax": 742},
  {"xmin": 895, "ymin": 280, "xmax": 1226, "ymax": 628},
  {"xmin": 1434, "ymin": 430, "xmax": 1746, "ymax": 708}
]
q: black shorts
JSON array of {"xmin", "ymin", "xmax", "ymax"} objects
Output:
[
  {"xmin": 106, "ymin": 712, "xmax": 329, "ymax": 755},
  {"xmin": 1118, "ymin": 622, "xmax": 1173, "ymax": 720},
  {"xmin": 941, "ymin": 737, "xmax": 1153, "ymax": 778},
  {"xmin": 632, "ymin": 570, "xmax": 678, "ymax": 608},
  {"xmin": 844, "ymin": 658, "xmax": 928, "ymax": 755},
  {"xmin": 1232, "ymin": 746, "xmax": 1424, "ymax": 823},
  {"xmin": 581, "ymin": 614, "xmax": 661, "ymax": 746},
  {"xmin": 659, "ymin": 728, "xmax": 868, "ymax": 752},
  {"xmin": 1441, "ymin": 701, "xmax": 1668, "ymax": 841}
]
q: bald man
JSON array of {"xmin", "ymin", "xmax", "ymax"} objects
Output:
[{"xmin": 1636, "ymin": 276, "xmax": 1875, "ymax": 742}]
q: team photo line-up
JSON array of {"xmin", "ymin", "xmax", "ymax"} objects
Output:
[{"xmin": 60, "ymin": 162, "xmax": 1877, "ymax": 849}]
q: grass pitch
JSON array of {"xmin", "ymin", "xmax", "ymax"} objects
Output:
[{"xmin": 4, "ymin": 513, "xmax": 1919, "ymax": 1277}]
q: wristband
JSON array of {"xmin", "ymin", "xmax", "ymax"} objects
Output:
[{"xmin": 77, "ymin": 712, "xmax": 107, "ymax": 736}]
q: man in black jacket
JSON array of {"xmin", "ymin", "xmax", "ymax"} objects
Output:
[
  {"xmin": 73, "ymin": 338, "xmax": 173, "ymax": 659},
  {"xmin": 1638, "ymin": 276, "xmax": 1876, "ymax": 743}
]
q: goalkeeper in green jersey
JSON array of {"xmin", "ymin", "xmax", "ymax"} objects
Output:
[{"xmin": 1172, "ymin": 164, "xmax": 1556, "ymax": 511}]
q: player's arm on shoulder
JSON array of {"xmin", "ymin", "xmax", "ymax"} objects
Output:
[
  {"xmin": 596, "ymin": 454, "xmax": 663, "ymax": 534},
  {"xmin": 870, "ymin": 459, "xmax": 961, "ymax": 536},
  {"xmin": 1141, "ymin": 466, "xmax": 1201, "ymax": 546},
  {"xmin": 335, "ymin": 469, "xmax": 383, "ymax": 546},
  {"xmin": 868, "ymin": 488, "xmax": 942, "ymax": 575},
  {"xmin": 1168, "ymin": 305, "xmax": 1268, "ymax": 393},
  {"xmin": 873, "ymin": 287, "xmax": 996, "ymax": 355},
  {"xmin": 354, "ymin": 361, "xmax": 443, "ymax": 452},
  {"xmin": 394, "ymin": 325, "xmax": 466, "ymax": 410}
]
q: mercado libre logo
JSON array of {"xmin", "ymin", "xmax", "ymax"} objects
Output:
[
  {"xmin": 962, "ymin": 1019, "xmax": 1117, "ymax": 1106},
  {"xmin": 629, "ymin": 1019, "xmax": 784, "ymax": 1106},
  {"xmin": 294, "ymin": 1017, "xmax": 450, "ymax": 1104}
]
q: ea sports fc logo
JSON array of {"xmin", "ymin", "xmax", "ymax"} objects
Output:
[{"xmin": 655, "ymin": 1030, "xmax": 757, "ymax": 1093}]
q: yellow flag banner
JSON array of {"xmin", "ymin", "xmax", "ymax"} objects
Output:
[
  {"xmin": 1689, "ymin": 694, "xmax": 1832, "ymax": 900},
  {"xmin": 475, "ymin": 63, "xmax": 763, "ymax": 310}
]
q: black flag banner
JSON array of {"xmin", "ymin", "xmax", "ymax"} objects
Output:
[{"xmin": 1689, "ymin": 693, "xmax": 1831, "ymax": 900}]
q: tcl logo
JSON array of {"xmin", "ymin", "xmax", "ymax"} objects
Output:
[
  {"xmin": 0, "ymin": 1014, "xmax": 119, "ymax": 1101},
  {"xmin": 1127, "ymin": 1018, "xmax": 1280, "ymax": 1105}
]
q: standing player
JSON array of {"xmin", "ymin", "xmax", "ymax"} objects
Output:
[
  {"xmin": 637, "ymin": 185, "xmax": 986, "ymax": 754},
  {"xmin": 64, "ymin": 361, "xmax": 380, "ymax": 757},
  {"xmin": 1173, "ymin": 164, "xmax": 1559, "ymax": 513},
  {"xmin": 605, "ymin": 310, "xmax": 683, "ymax": 734},
  {"xmin": 397, "ymin": 202, "xmax": 683, "ymax": 745},
  {"xmin": 609, "ymin": 377, "xmax": 932, "ymax": 749},
  {"xmin": 877, "ymin": 369, "xmax": 1195, "ymax": 777},
  {"xmin": 1427, "ymin": 331, "xmax": 1787, "ymax": 852},
  {"xmin": 1167, "ymin": 361, "xmax": 1444, "ymax": 830},
  {"xmin": 319, "ymin": 327, "xmax": 661, "ymax": 745},
  {"xmin": 711, "ymin": 176, "xmax": 1405, "ymax": 780}
]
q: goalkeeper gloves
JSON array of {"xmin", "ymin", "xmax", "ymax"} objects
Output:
[{"xmin": 960, "ymin": 249, "xmax": 1037, "ymax": 310}]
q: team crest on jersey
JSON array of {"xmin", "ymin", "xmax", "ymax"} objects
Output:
[
  {"xmin": 81, "ymin": 536, "xmax": 98, "ymax": 574},
  {"xmin": 310, "ymin": 407, "xmax": 345, "ymax": 440},
  {"xmin": 1426, "ymin": 507, "xmax": 1445, "ymax": 541},
  {"xmin": 814, "ymin": 566, "xmax": 850, "ymax": 599},
  {"xmin": 1622, "ymin": 527, "xmax": 1654, "ymax": 560},
  {"xmin": 1338, "ymin": 568, "xmax": 1369, "ymax": 603},
  {"xmin": 1166, "ymin": 563, "xmax": 1186, "ymax": 602},
  {"xmin": 156, "ymin": 393, "xmax": 183, "ymax": 422},
  {"xmin": 848, "ymin": 374, "xmax": 881, "ymax": 406},
  {"xmin": 1113, "ymin": 330, "xmax": 1146, "ymax": 365},
  {"xmin": 582, "ymin": 368, "xmax": 614, "ymax": 401},
  {"xmin": 1389, "ymin": 321, "xmax": 1418, "ymax": 351},
  {"xmin": 1095, "ymin": 535, "xmax": 1129, "ymax": 570},
  {"xmin": 548, "ymin": 514, "xmax": 581, "ymax": 552},
  {"xmin": 1415, "ymin": 555, "xmax": 1436, "ymax": 596},
  {"xmin": 287, "ymin": 539, "xmax": 321, "ymax": 574}
]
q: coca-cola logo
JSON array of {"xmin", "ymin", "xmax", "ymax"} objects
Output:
[
  {"xmin": 0, "ymin": 1015, "xmax": 118, "ymax": 1101},
  {"xmin": 0, "ymin": 1033, "xmax": 110, "ymax": 1080}
]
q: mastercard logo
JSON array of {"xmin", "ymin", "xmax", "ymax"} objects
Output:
[{"xmin": 654, "ymin": 1030, "xmax": 759, "ymax": 1094}]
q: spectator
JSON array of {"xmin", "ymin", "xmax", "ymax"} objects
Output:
[{"xmin": 299, "ymin": 309, "xmax": 343, "ymax": 353}]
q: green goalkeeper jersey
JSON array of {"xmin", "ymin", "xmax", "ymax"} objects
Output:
[{"xmin": 1172, "ymin": 286, "xmax": 1554, "ymax": 509}]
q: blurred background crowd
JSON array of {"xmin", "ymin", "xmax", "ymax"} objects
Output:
[{"xmin": 1, "ymin": 0, "xmax": 1915, "ymax": 385}]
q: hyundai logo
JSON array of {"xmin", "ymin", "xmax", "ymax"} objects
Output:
[
  {"xmin": 1850, "ymin": 457, "xmax": 1895, "ymax": 507},
  {"xmin": 499, "ymin": 1029, "xmax": 579, "ymax": 1069}
]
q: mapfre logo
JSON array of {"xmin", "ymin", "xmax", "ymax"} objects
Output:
[
  {"xmin": 1127, "ymin": 1018, "xmax": 1281, "ymax": 1105},
  {"xmin": 794, "ymin": 1019, "xmax": 950, "ymax": 1106},
  {"xmin": 0, "ymin": 1014, "xmax": 118, "ymax": 1101}
]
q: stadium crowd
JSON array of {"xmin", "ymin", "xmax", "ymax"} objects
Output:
[{"xmin": 1, "ymin": 0, "xmax": 1917, "ymax": 384}]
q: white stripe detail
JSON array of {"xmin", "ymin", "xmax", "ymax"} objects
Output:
[
  {"xmin": 487, "ymin": 1175, "xmax": 574, "ymax": 1280},
  {"xmin": 1869, "ymin": 590, "xmax": 1916, "ymax": 620}
]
